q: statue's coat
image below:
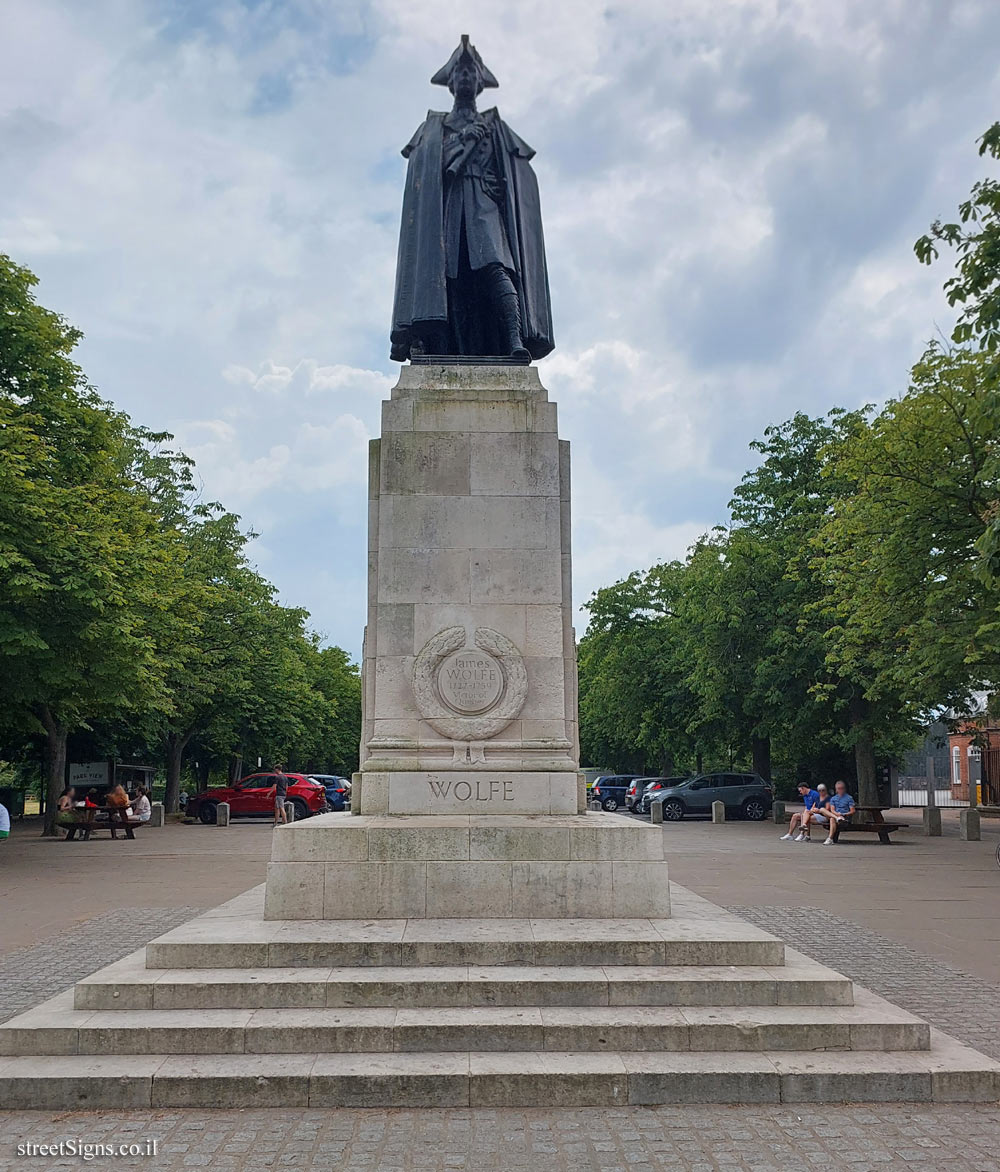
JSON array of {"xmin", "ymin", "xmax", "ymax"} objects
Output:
[{"xmin": 389, "ymin": 109, "xmax": 554, "ymax": 361}]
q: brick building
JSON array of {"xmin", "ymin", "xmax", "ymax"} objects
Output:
[{"xmin": 948, "ymin": 720, "xmax": 1000, "ymax": 804}]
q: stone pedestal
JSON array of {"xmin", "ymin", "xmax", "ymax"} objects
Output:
[
  {"xmin": 264, "ymin": 813, "xmax": 670, "ymax": 920},
  {"xmin": 264, "ymin": 362, "xmax": 659, "ymax": 920},
  {"xmin": 357, "ymin": 363, "xmax": 579, "ymax": 818}
]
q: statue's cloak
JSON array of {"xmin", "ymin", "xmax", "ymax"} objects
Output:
[{"xmin": 389, "ymin": 109, "xmax": 554, "ymax": 361}]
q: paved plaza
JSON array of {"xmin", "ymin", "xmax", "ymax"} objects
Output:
[{"xmin": 2, "ymin": 811, "xmax": 999, "ymax": 1170}]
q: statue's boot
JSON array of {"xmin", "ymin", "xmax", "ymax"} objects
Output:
[
  {"xmin": 498, "ymin": 292, "xmax": 530, "ymax": 360},
  {"xmin": 484, "ymin": 263, "xmax": 530, "ymax": 360}
]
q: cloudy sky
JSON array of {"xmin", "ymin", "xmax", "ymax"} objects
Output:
[{"xmin": 2, "ymin": 0, "xmax": 998, "ymax": 659}]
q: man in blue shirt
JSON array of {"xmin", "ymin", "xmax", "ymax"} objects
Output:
[
  {"xmin": 823, "ymin": 780, "xmax": 856, "ymax": 844},
  {"xmin": 780, "ymin": 782, "xmax": 828, "ymax": 842}
]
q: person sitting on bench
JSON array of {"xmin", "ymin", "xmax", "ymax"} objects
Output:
[
  {"xmin": 801, "ymin": 783, "xmax": 831, "ymax": 840},
  {"xmin": 822, "ymin": 780, "xmax": 856, "ymax": 845},
  {"xmin": 56, "ymin": 787, "xmax": 78, "ymax": 837},
  {"xmin": 106, "ymin": 783, "xmax": 131, "ymax": 811},
  {"xmin": 130, "ymin": 785, "xmax": 152, "ymax": 823},
  {"xmin": 780, "ymin": 782, "xmax": 827, "ymax": 842}
]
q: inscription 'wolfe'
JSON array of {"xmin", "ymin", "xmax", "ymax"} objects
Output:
[{"xmin": 427, "ymin": 778, "xmax": 515, "ymax": 801}]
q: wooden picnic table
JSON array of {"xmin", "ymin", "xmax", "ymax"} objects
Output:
[{"xmin": 65, "ymin": 806, "xmax": 142, "ymax": 841}]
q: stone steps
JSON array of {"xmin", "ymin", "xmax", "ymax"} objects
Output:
[
  {"xmin": 1, "ymin": 1031, "xmax": 996, "ymax": 1109},
  {"xmin": 4, "ymin": 882, "xmax": 997, "ymax": 1106},
  {"xmin": 144, "ymin": 914, "xmax": 786, "ymax": 970},
  {"xmin": 70, "ymin": 954, "xmax": 855, "ymax": 1012},
  {"xmin": 0, "ymin": 988, "xmax": 928, "ymax": 1056}
]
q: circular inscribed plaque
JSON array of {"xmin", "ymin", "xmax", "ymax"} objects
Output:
[{"xmin": 437, "ymin": 649, "xmax": 505, "ymax": 715}]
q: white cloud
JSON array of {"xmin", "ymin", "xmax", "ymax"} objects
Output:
[{"xmin": 223, "ymin": 359, "xmax": 392, "ymax": 399}]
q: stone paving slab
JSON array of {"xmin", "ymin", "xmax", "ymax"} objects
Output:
[
  {"xmin": 0, "ymin": 907, "xmax": 201, "ymax": 1025},
  {"xmin": 3, "ymin": 1104, "xmax": 1000, "ymax": 1170}
]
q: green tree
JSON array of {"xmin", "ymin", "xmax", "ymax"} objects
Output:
[
  {"xmin": 579, "ymin": 563, "xmax": 709, "ymax": 775},
  {"xmin": 726, "ymin": 410, "xmax": 890, "ymax": 796},
  {"xmin": 0, "ymin": 255, "xmax": 186, "ymax": 833},
  {"xmin": 815, "ymin": 346, "xmax": 1000, "ymax": 731},
  {"xmin": 0, "ymin": 254, "xmax": 364, "ymax": 823},
  {"xmin": 915, "ymin": 122, "xmax": 1000, "ymax": 351},
  {"xmin": 294, "ymin": 641, "xmax": 362, "ymax": 777}
]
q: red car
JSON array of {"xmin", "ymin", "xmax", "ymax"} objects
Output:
[{"xmin": 186, "ymin": 773, "xmax": 328, "ymax": 824}]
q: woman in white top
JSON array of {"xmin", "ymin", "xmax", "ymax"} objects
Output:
[{"xmin": 131, "ymin": 786, "xmax": 152, "ymax": 823}]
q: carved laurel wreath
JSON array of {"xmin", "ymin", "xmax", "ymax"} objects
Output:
[{"xmin": 412, "ymin": 625, "xmax": 528, "ymax": 741}]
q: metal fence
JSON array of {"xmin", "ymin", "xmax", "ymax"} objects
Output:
[
  {"xmin": 982, "ymin": 746, "xmax": 1000, "ymax": 807},
  {"xmin": 896, "ymin": 777, "xmax": 969, "ymax": 808}
]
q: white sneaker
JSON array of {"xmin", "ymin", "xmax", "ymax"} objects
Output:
[
  {"xmin": 823, "ymin": 837, "xmax": 834, "ymax": 845},
  {"xmin": 780, "ymin": 833, "xmax": 793, "ymax": 840},
  {"xmin": 794, "ymin": 831, "xmax": 806, "ymax": 841}
]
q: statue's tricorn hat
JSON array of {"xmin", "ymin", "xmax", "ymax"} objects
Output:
[{"xmin": 431, "ymin": 34, "xmax": 498, "ymax": 92}]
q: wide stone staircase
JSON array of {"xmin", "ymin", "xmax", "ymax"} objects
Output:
[{"xmin": 1, "ymin": 883, "xmax": 996, "ymax": 1108}]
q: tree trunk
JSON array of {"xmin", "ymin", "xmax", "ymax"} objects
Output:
[
  {"xmin": 230, "ymin": 749, "xmax": 244, "ymax": 784},
  {"xmin": 39, "ymin": 707, "xmax": 68, "ymax": 838},
  {"xmin": 696, "ymin": 751, "xmax": 704, "ymax": 774},
  {"xmin": 164, "ymin": 731, "xmax": 193, "ymax": 814},
  {"xmin": 850, "ymin": 695, "xmax": 879, "ymax": 807},
  {"xmin": 752, "ymin": 734, "xmax": 772, "ymax": 782},
  {"xmin": 659, "ymin": 751, "xmax": 674, "ymax": 778}
]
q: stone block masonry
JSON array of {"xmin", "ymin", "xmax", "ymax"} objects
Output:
[{"xmin": 357, "ymin": 364, "xmax": 579, "ymax": 818}]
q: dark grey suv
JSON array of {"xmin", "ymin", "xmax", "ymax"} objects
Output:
[{"xmin": 647, "ymin": 773, "xmax": 772, "ymax": 821}]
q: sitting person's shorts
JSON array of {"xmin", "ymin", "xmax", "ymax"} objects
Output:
[{"xmin": 806, "ymin": 809, "xmax": 828, "ymax": 823}]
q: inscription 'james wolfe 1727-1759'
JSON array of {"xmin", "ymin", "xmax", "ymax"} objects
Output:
[
  {"xmin": 437, "ymin": 650, "xmax": 504, "ymax": 714},
  {"xmin": 411, "ymin": 625, "xmax": 527, "ymax": 742}
]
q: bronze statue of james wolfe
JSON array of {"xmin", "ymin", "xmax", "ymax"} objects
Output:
[{"xmin": 389, "ymin": 35, "xmax": 554, "ymax": 363}]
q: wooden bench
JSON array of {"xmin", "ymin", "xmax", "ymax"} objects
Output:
[
  {"xmin": 836, "ymin": 806, "xmax": 909, "ymax": 845},
  {"xmin": 66, "ymin": 807, "xmax": 143, "ymax": 841}
]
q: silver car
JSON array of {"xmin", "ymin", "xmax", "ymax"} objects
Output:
[{"xmin": 648, "ymin": 773, "xmax": 772, "ymax": 822}]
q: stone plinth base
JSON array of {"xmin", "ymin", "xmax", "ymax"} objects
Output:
[{"xmin": 263, "ymin": 812, "xmax": 669, "ymax": 921}]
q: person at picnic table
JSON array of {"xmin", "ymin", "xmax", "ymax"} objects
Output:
[
  {"xmin": 130, "ymin": 785, "xmax": 152, "ymax": 823},
  {"xmin": 106, "ymin": 783, "xmax": 131, "ymax": 810},
  {"xmin": 780, "ymin": 782, "xmax": 828, "ymax": 842},
  {"xmin": 271, "ymin": 763, "xmax": 289, "ymax": 826},
  {"xmin": 0, "ymin": 800, "xmax": 10, "ymax": 842},
  {"xmin": 56, "ymin": 787, "xmax": 76, "ymax": 821},
  {"xmin": 83, "ymin": 788, "xmax": 101, "ymax": 809},
  {"xmin": 821, "ymin": 780, "xmax": 856, "ymax": 845}
]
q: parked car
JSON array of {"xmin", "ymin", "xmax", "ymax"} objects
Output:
[
  {"xmin": 186, "ymin": 773, "xmax": 328, "ymax": 824},
  {"xmin": 636, "ymin": 776, "xmax": 694, "ymax": 815},
  {"xmin": 647, "ymin": 773, "xmax": 773, "ymax": 822},
  {"xmin": 625, "ymin": 777, "xmax": 665, "ymax": 812},
  {"xmin": 309, "ymin": 775, "xmax": 351, "ymax": 812},
  {"xmin": 591, "ymin": 775, "xmax": 644, "ymax": 813}
]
